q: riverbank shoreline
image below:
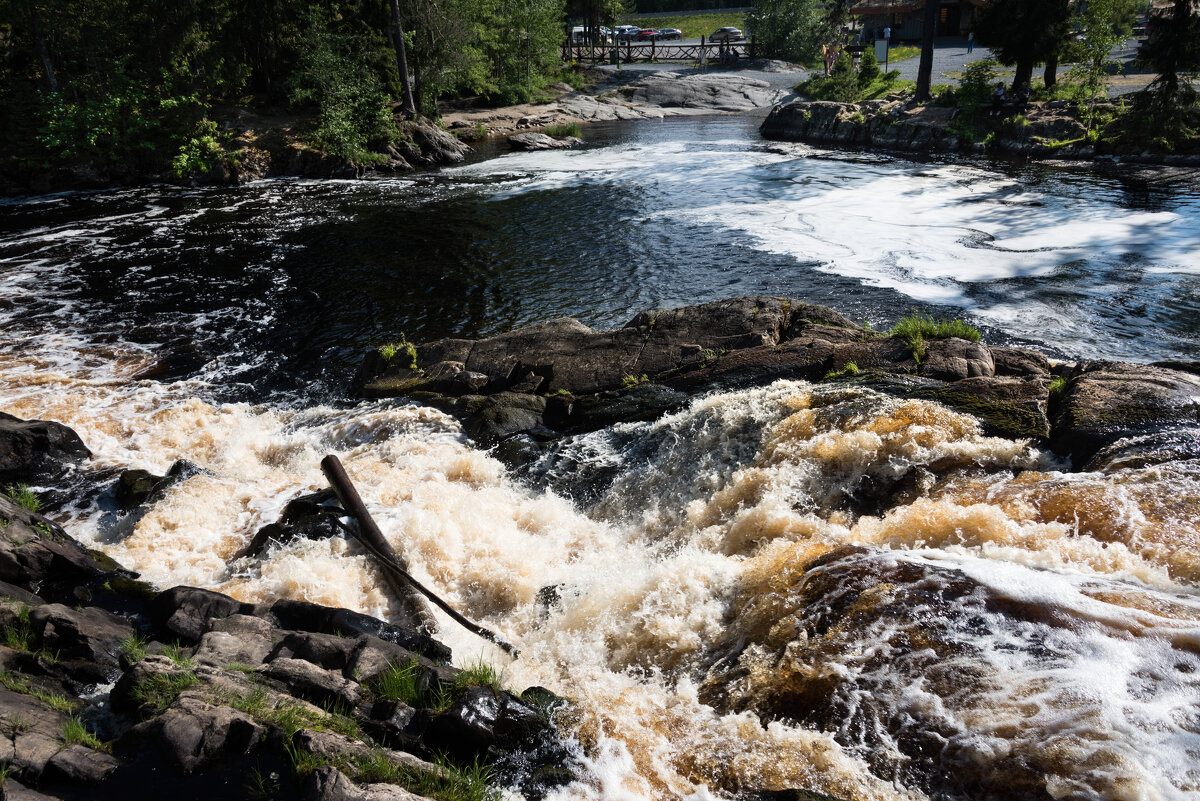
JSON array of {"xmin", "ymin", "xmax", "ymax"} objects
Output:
[{"xmin": 761, "ymin": 96, "xmax": 1200, "ymax": 170}]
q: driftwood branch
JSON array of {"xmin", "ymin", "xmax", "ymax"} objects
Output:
[{"xmin": 320, "ymin": 455, "xmax": 519, "ymax": 657}]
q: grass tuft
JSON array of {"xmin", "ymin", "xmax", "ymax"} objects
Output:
[
  {"xmin": 620, "ymin": 373, "xmax": 649, "ymax": 388},
  {"xmin": 372, "ymin": 657, "xmax": 451, "ymax": 711},
  {"xmin": 890, "ymin": 310, "xmax": 980, "ymax": 363},
  {"xmin": 454, "ymin": 658, "xmax": 505, "ymax": 694},
  {"xmin": 823, "ymin": 362, "xmax": 861, "ymax": 380},
  {"xmin": 4, "ymin": 484, "xmax": 40, "ymax": 512},
  {"xmin": 2, "ymin": 604, "xmax": 34, "ymax": 652},
  {"xmin": 1049, "ymin": 376, "xmax": 1067, "ymax": 395},
  {"xmin": 119, "ymin": 633, "xmax": 150, "ymax": 663},
  {"xmin": 62, "ymin": 717, "xmax": 108, "ymax": 751},
  {"xmin": 542, "ymin": 121, "xmax": 581, "ymax": 138},
  {"xmin": 130, "ymin": 671, "xmax": 198, "ymax": 716},
  {"xmin": 379, "ymin": 337, "xmax": 418, "ymax": 369},
  {"xmin": 161, "ymin": 642, "xmax": 195, "ymax": 669},
  {"xmin": 0, "ymin": 671, "xmax": 76, "ymax": 713}
]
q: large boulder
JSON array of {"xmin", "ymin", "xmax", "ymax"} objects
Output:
[
  {"xmin": 1050, "ymin": 360, "xmax": 1200, "ymax": 468},
  {"xmin": 0, "ymin": 413, "xmax": 91, "ymax": 485}
]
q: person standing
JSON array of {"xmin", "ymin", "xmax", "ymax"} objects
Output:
[
  {"xmin": 967, "ymin": 30, "xmax": 975, "ymax": 53},
  {"xmin": 883, "ymin": 25, "xmax": 891, "ymax": 43}
]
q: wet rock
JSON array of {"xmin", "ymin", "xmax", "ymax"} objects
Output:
[
  {"xmin": 0, "ymin": 412, "xmax": 92, "ymax": 485},
  {"xmin": 258, "ymin": 657, "xmax": 361, "ymax": 708},
  {"xmin": 29, "ymin": 603, "xmax": 134, "ymax": 678},
  {"xmin": 114, "ymin": 469, "xmax": 162, "ymax": 509},
  {"xmin": 468, "ymin": 393, "xmax": 548, "ymax": 446},
  {"xmin": 395, "ymin": 118, "xmax": 470, "ymax": 167},
  {"xmin": 508, "ymin": 132, "xmax": 581, "ymax": 151},
  {"xmin": 905, "ymin": 375, "xmax": 1052, "ymax": 440},
  {"xmin": 991, "ymin": 346, "xmax": 1051, "ymax": 377},
  {"xmin": 149, "ymin": 586, "xmax": 256, "ymax": 644},
  {"xmin": 1050, "ymin": 360, "xmax": 1200, "ymax": 468},
  {"xmin": 2, "ymin": 779, "xmax": 61, "ymax": 800},
  {"xmin": 267, "ymin": 599, "xmax": 450, "ymax": 664},
  {"xmin": 917, "ymin": 338, "xmax": 995, "ymax": 381},
  {"xmin": 0, "ymin": 686, "xmax": 71, "ymax": 782},
  {"xmin": 43, "ymin": 743, "xmax": 120, "ymax": 784},
  {"xmin": 124, "ymin": 692, "xmax": 265, "ymax": 774},
  {"xmin": 232, "ymin": 489, "xmax": 343, "ymax": 560},
  {"xmin": 192, "ymin": 614, "xmax": 275, "ymax": 668},
  {"xmin": 346, "ymin": 635, "xmax": 452, "ymax": 685},
  {"xmin": 268, "ymin": 631, "xmax": 359, "ymax": 672},
  {"xmin": 0, "ymin": 495, "xmax": 127, "ymax": 601}
]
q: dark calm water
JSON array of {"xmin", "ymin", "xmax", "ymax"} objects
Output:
[{"xmin": 3, "ymin": 115, "xmax": 1199, "ymax": 406}]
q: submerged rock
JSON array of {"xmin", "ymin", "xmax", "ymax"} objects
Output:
[{"xmin": 508, "ymin": 132, "xmax": 581, "ymax": 151}]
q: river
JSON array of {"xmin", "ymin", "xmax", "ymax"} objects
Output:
[{"xmin": 2, "ymin": 115, "xmax": 1199, "ymax": 801}]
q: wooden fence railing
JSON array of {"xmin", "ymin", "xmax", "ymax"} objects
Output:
[{"xmin": 563, "ymin": 36, "xmax": 754, "ymax": 64}]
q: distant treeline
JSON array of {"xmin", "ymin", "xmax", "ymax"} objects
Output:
[
  {"xmin": 0, "ymin": 0, "xmax": 574, "ymax": 174},
  {"xmin": 632, "ymin": 0, "xmax": 749, "ymax": 13}
]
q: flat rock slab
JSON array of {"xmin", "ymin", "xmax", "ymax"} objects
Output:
[{"xmin": 507, "ymin": 132, "xmax": 581, "ymax": 150}]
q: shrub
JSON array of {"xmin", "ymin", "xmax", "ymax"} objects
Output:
[
  {"xmin": 171, "ymin": 119, "xmax": 228, "ymax": 179},
  {"xmin": 858, "ymin": 47, "xmax": 881, "ymax": 86},
  {"xmin": 379, "ymin": 337, "xmax": 418, "ymax": 369}
]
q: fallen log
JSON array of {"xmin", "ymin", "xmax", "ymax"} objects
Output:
[{"xmin": 320, "ymin": 454, "xmax": 519, "ymax": 658}]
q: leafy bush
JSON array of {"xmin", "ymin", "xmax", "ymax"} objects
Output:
[
  {"xmin": 171, "ymin": 120, "xmax": 228, "ymax": 179},
  {"xmin": 289, "ymin": 12, "xmax": 396, "ymax": 163}
]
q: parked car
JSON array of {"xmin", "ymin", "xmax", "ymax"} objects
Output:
[
  {"xmin": 614, "ymin": 25, "xmax": 640, "ymax": 40},
  {"xmin": 635, "ymin": 28, "xmax": 662, "ymax": 40},
  {"xmin": 656, "ymin": 28, "xmax": 683, "ymax": 40},
  {"xmin": 708, "ymin": 26, "xmax": 744, "ymax": 41}
]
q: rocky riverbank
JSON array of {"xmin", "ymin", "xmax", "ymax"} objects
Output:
[
  {"xmin": 761, "ymin": 98, "xmax": 1200, "ymax": 168},
  {"xmin": 353, "ymin": 296, "xmax": 1200, "ymax": 472},
  {"xmin": 0, "ymin": 414, "xmax": 575, "ymax": 801}
]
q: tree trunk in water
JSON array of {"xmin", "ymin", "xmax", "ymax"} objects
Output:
[
  {"xmin": 388, "ymin": 0, "xmax": 417, "ymax": 117},
  {"xmin": 28, "ymin": 2, "xmax": 57, "ymax": 92},
  {"xmin": 915, "ymin": 0, "xmax": 939, "ymax": 101},
  {"xmin": 1044, "ymin": 49, "xmax": 1058, "ymax": 88},
  {"xmin": 1013, "ymin": 55, "xmax": 1034, "ymax": 92}
]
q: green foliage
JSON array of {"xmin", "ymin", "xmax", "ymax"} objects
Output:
[
  {"xmin": 1129, "ymin": 0, "xmax": 1200, "ymax": 146},
  {"xmin": 289, "ymin": 11, "xmax": 396, "ymax": 163},
  {"xmin": 621, "ymin": 373, "xmax": 649, "ymax": 388},
  {"xmin": 543, "ymin": 122, "xmax": 582, "ymax": 138},
  {"xmin": 120, "ymin": 634, "xmax": 150, "ymax": 663},
  {"xmin": 230, "ymin": 686, "xmax": 361, "ymax": 739},
  {"xmin": 130, "ymin": 671, "xmax": 198, "ymax": 716},
  {"xmin": 2, "ymin": 604, "xmax": 34, "ymax": 652},
  {"xmin": 858, "ymin": 47, "xmax": 880, "ymax": 86},
  {"xmin": 823, "ymin": 362, "xmax": 860, "ymax": 380},
  {"xmin": 1049, "ymin": 376, "xmax": 1068, "ymax": 395},
  {"xmin": 4, "ymin": 484, "xmax": 41, "ymax": 513},
  {"xmin": 0, "ymin": 671, "xmax": 76, "ymax": 713},
  {"xmin": 62, "ymin": 717, "xmax": 108, "ymax": 751},
  {"xmin": 383, "ymin": 753, "xmax": 501, "ymax": 801},
  {"xmin": 161, "ymin": 642, "xmax": 195, "ymax": 669},
  {"xmin": 379, "ymin": 337, "xmax": 419, "ymax": 369},
  {"xmin": 171, "ymin": 120, "xmax": 230, "ymax": 180},
  {"xmin": 1063, "ymin": 0, "xmax": 1136, "ymax": 132},
  {"xmin": 975, "ymin": 0, "xmax": 1073, "ymax": 83},
  {"xmin": 371, "ymin": 658, "xmax": 451, "ymax": 710},
  {"xmin": 454, "ymin": 658, "xmax": 505, "ymax": 693},
  {"xmin": 746, "ymin": 0, "xmax": 824, "ymax": 63},
  {"xmin": 954, "ymin": 59, "xmax": 1000, "ymax": 123},
  {"xmin": 890, "ymin": 311, "xmax": 981, "ymax": 362}
]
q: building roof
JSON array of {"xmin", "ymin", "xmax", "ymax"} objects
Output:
[{"xmin": 850, "ymin": 0, "xmax": 986, "ymax": 14}]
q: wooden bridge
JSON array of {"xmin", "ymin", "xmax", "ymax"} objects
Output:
[{"xmin": 563, "ymin": 37, "xmax": 755, "ymax": 64}]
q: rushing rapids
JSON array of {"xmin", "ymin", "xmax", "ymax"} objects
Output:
[{"xmin": 3, "ymin": 118, "xmax": 1200, "ymax": 800}]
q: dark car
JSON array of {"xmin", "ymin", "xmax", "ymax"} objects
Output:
[
  {"xmin": 709, "ymin": 26, "xmax": 744, "ymax": 41},
  {"xmin": 634, "ymin": 28, "xmax": 660, "ymax": 40},
  {"xmin": 656, "ymin": 27, "xmax": 683, "ymax": 40}
]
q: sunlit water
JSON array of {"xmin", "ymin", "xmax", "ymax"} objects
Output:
[{"xmin": 2, "ymin": 116, "xmax": 1200, "ymax": 801}]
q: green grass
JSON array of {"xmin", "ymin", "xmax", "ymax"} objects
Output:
[
  {"xmin": 2, "ymin": 604, "xmax": 34, "ymax": 652},
  {"xmin": 1049, "ymin": 376, "xmax": 1067, "ymax": 395},
  {"xmin": 0, "ymin": 671, "xmax": 77, "ymax": 713},
  {"xmin": 542, "ymin": 122, "xmax": 581, "ymax": 138},
  {"xmin": 617, "ymin": 12, "xmax": 744, "ymax": 40},
  {"xmin": 62, "ymin": 717, "xmax": 108, "ymax": 751},
  {"xmin": 130, "ymin": 671, "xmax": 198, "ymax": 716},
  {"xmin": 161, "ymin": 642, "xmax": 195, "ymax": 669},
  {"xmin": 350, "ymin": 751, "xmax": 500, "ymax": 801},
  {"xmin": 371, "ymin": 658, "xmax": 451, "ymax": 711},
  {"xmin": 379, "ymin": 337, "xmax": 418, "ymax": 370},
  {"xmin": 454, "ymin": 658, "xmax": 505, "ymax": 694},
  {"xmin": 823, "ymin": 362, "xmax": 861, "ymax": 380},
  {"xmin": 230, "ymin": 687, "xmax": 361, "ymax": 739},
  {"xmin": 885, "ymin": 45, "xmax": 920, "ymax": 63},
  {"xmin": 620, "ymin": 373, "xmax": 649, "ymax": 388},
  {"xmin": 5, "ymin": 713, "xmax": 32, "ymax": 735},
  {"xmin": 795, "ymin": 72, "xmax": 912, "ymax": 103},
  {"xmin": 119, "ymin": 633, "xmax": 150, "ymax": 663},
  {"xmin": 890, "ymin": 311, "xmax": 981, "ymax": 363},
  {"xmin": 4, "ymin": 484, "xmax": 40, "ymax": 513}
]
